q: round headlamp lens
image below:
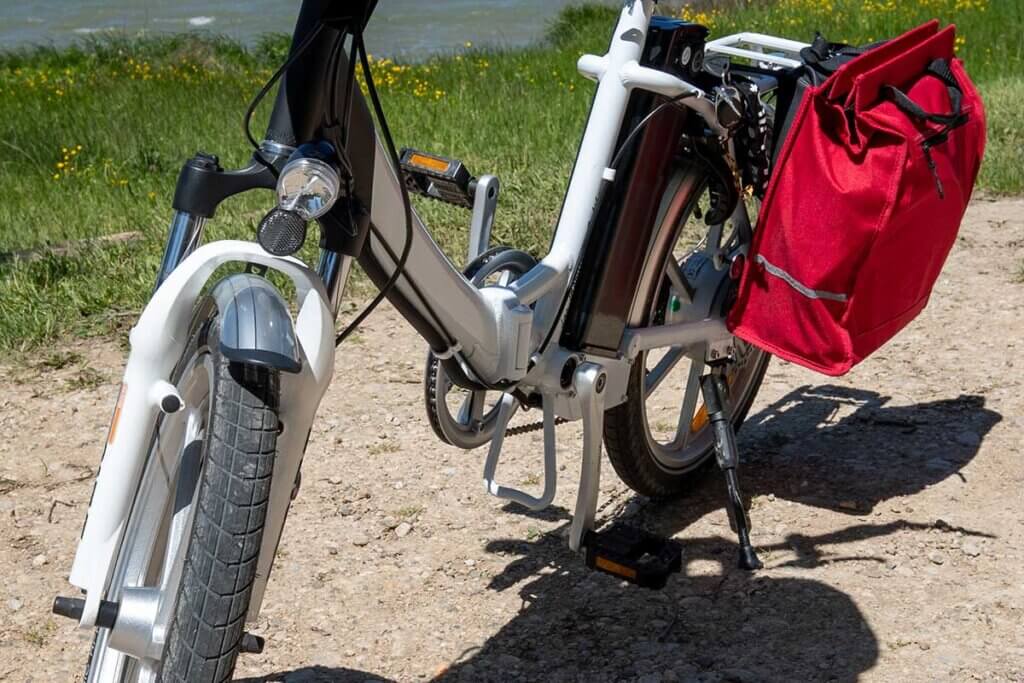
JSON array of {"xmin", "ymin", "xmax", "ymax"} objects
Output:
[{"xmin": 276, "ymin": 157, "xmax": 341, "ymax": 220}]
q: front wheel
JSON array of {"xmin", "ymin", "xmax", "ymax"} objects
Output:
[{"xmin": 85, "ymin": 314, "xmax": 279, "ymax": 683}]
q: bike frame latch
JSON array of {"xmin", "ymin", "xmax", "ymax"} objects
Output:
[{"xmin": 468, "ymin": 175, "xmax": 499, "ymax": 261}]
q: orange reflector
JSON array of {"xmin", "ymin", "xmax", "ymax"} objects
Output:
[
  {"xmin": 689, "ymin": 405, "xmax": 709, "ymax": 434},
  {"xmin": 595, "ymin": 555, "xmax": 638, "ymax": 580},
  {"xmin": 690, "ymin": 373, "xmax": 738, "ymax": 434},
  {"xmin": 107, "ymin": 383, "xmax": 127, "ymax": 445},
  {"xmin": 407, "ymin": 152, "xmax": 450, "ymax": 174}
]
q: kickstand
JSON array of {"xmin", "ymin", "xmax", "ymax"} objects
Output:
[{"xmin": 699, "ymin": 368, "xmax": 763, "ymax": 571}]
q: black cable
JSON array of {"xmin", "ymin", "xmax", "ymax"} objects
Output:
[
  {"xmin": 321, "ymin": 33, "xmax": 357, "ymax": 182},
  {"xmin": 336, "ymin": 33, "xmax": 433, "ymax": 347},
  {"xmin": 608, "ymin": 92, "xmax": 696, "ymax": 171},
  {"xmin": 338, "ymin": 35, "xmax": 360, "ymax": 148},
  {"xmin": 243, "ymin": 23, "xmax": 326, "ymax": 174}
]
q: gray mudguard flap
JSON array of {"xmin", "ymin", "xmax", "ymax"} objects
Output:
[{"xmin": 211, "ymin": 273, "xmax": 301, "ymax": 373}]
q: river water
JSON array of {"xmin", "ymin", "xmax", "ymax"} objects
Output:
[{"xmin": 0, "ymin": 1, "xmax": 618, "ymax": 55}]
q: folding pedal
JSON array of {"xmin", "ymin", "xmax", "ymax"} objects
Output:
[
  {"xmin": 399, "ymin": 148, "xmax": 475, "ymax": 208},
  {"xmin": 583, "ymin": 524, "xmax": 682, "ymax": 589}
]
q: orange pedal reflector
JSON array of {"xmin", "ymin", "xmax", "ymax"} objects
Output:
[
  {"xmin": 583, "ymin": 524, "xmax": 681, "ymax": 590},
  {"xmin": 594, "ymin": 555, "xmax": 638, "ymax": 580},
  {"xmin": 406, "ymin": 152, "xmax": 450, "ymax": 173}
]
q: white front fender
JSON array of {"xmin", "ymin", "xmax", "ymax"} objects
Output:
[{"xmin": 69, "ymin": 240, "xmax": 335, "ymax": 628}]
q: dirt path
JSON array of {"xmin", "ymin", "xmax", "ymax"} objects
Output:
[{"xmin": 1, "ymin": 198, "xmax": 1022, "ymax": 682}]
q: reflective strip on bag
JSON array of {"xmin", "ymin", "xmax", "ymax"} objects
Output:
[{"xmin": 755, "ymin": 255, "xmax": 848, "ymax": 302}]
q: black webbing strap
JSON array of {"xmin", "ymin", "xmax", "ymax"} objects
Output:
[
  {"xmin": 799, "ymin": 33, "xmax": 879, "ymax": 80},
  {"xmin": 883, "ymin": 58, "xmax": 969, "ymax": 200},
  {"xmin": 884, "ymin": 59, "xmax": 966, "ymax": 128}
]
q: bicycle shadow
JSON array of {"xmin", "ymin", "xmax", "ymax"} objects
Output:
[
  {"xmin": 737, "ymin": 385, "xmax": 998, "ymax": 515},
  {"xmin": 241, "ymin": 386, "xmax": 1000, "ymax": 682}
]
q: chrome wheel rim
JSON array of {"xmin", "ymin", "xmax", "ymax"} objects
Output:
[
  {"xmin": 433, "ymin": 369, "xmax": 504, "ymax": 449},
  {"xmin": 641, "ymin": 339, "xmax": 764, "ymax": 472},
  {"xmin": 86, "ymin": 349, "xmax": 213, "ymax": 682}
]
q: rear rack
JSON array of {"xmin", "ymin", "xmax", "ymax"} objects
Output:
[{"xmin": 705, "ymin": 32, "xmax": 810, "ymax": 69}]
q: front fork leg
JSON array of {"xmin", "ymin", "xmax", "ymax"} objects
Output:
[
  {"xmin": 700, "ymin": 369, "xmax": 763, "ymax": 570},
  {"xmin": 568, "ymin": 362, "xmax": 607, "ymax": 552}
]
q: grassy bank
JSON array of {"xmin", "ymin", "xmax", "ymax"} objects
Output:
[{"xmin": 0, "ymin": 0, "xmax": 1020, "ymax": 350}]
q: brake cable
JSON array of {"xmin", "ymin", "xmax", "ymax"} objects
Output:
[
  {"xmin": 535, "ymin": 91, "xmax": 697, "ymax": 357},
  {"xmin": 242, "ymin": 23, "xmax": 326, "ymax": 177}
]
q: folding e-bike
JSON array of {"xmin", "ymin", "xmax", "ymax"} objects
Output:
[{"xmin": 55, "ymin": 1, "xmax": 816, "ymax": 679}]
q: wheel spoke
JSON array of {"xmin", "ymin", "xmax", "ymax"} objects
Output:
[
  {"xmin": 457, "ymin": 390, "xmax": 487, "ymax": 428},
  {"xmin": 664, "ymin": 257, "xmax": 692, "ymax": 305},
  {"xmin": 703, "ymin": 220, "xmax": 724, "ymax": 256},
  {"xmin": 675, "ymin": 354, "xmax": 705, "ymax": 448},
  {"xmin": 645, "ymin": 346, "xmax": 686, "ymax": 396},
  {"xmin": 160, "ymin": 439, "xmax": 202, "ymax": 589}
]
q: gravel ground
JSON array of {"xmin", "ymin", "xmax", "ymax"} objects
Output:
[{"xmin": 1, "ymin": 198, "xmax": 1022, "ymax": 682}]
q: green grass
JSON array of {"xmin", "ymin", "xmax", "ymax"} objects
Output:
[{"xmin": 0, "ymin": 1, "xmax": 1020, "ymax": 350}]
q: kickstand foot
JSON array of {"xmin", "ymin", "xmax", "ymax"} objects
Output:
[{"xmin": 700, "ymin": 369, "xmax": 762, "ymax": 571}]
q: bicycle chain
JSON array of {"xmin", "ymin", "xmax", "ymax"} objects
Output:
[{"xmin": 504, "ymin": 415, "xmax": 568, "ymax": 438}]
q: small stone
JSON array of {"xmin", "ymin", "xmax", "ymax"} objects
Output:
[
  {"xmin": 8, "ymin": 598, "xmax": 22, "ymax": 611},
  {"xmin": 720, "ymin": 668, "xmax": 759, "ymax": 683},
  {"xmin": 918, "ymin": 641, "xmax": 931, "ymax": 651},
  {"xmin": 680, "ymin": 596, "xmax": 713, "ymax": 611},
  {"xmin": 695, "ymin": 654, "xmax": 716, "ymax": 669},
  {"xmin": 674, "ymin": 663, "xmax": 699, "ymax": 678},
  {"xmin": 337, "ymin": 503, "xmax": 355, "ymax": 517},
  {"xmin": 925, "ymin": 458, "xmax": 952, "ymax": 470},
  {"xmin": 496, "ymin": 654, "xmax": 521, "ymax": 668},
  {"xmin": 865, "ymin": 565, "xmax": 884, "ymax": 579},
  {"xmin": 960, "ymin": 540, "xmax": 982, "ymax": 557},
  {"xmin": 327, "ymin": 475, "xmax": 343, "ymax": 485},
  {"xmin": 31, "ymin": 554, "xmax": 47, "ymax": 567},
  {"xmin": 622, "ymin": 499, "xmax": 644, "ymax": 518},
  {"xmin": 464, "ymin": 559, "xmax": 476, "ymax": 567},
  {"xmin": 395, "ymin": 522, "xmax": 412, "ymax": 538},
  {"xmin": 351, "ymin": 533, "xmax": 370, "ymax": 547},
  {"xmin": 955, "ymin": 431, "xmax": 981, "ymax": 447},
  {"xmin": 838, "ymin": 500, "xmax": 859, "ymax": 511},
  {"xmin": 927, "ymin": 550, "xmax": 946, "ymax": 565}
]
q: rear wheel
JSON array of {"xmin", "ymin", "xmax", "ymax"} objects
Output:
[
  {"xmin": 604, "ymin": 170, "xmax": 769, "ymax": 498},
  {"xmin": 85, "ymin": 313, "xmax": 279, "ymax": 682}
]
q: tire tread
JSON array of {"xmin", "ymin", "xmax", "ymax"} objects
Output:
[{"xmin": 159, "ymin": 360, "xmax": 278, "ymax": 683}]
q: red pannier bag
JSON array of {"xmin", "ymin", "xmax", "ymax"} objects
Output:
[{"xmin": 727, "ymin": 21, "xmax": 986, "ymax": 375}]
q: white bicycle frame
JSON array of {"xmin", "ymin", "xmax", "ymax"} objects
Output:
[{"xmin": 68, "ymin": 0, "xmax": 808, "ymax": 630}]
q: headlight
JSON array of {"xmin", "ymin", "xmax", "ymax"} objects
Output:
[{"xmin": 276, "ymin": 144, "xmax": 341, "ymax": 220}]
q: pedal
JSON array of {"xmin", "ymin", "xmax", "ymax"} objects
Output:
[
  {"xmin": 399, "ymin": 148, "xmax": 475, "ymax": 208},
  {"xmin": 583, "ymin": 524, "xmax": 682, "ymax": 589}
]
